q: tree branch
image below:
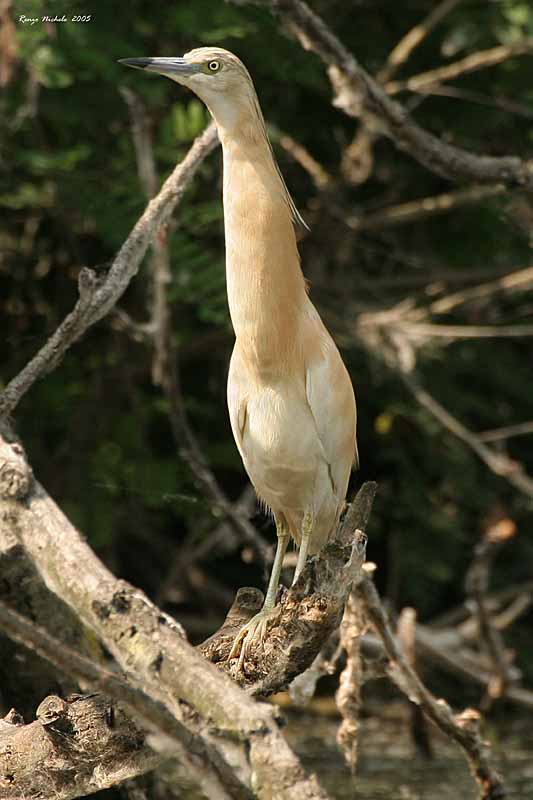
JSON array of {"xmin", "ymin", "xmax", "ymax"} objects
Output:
[
  {"xmin": 233, "ymin": 0, "xmax": 533, "ymax": 188},
  {"xmin": 121, "ymin": 87, "xmax": 271, "ymax": 567},
  {"xmin": 0, "ymin": 122, "xmax": 219, "ymax": 418},
  {"xmin": 386, "ymin": 39, "xmax": 533, "ymax": 95},
  {"xmin": 356, "ymin": 577, "xmax": 506, "ymax": 800},
  {"xmin": 0, "ymin": 693, "xmax": 162, "ymax": 800},
  {"xmin": 0, "ymin": 429, "xmax": 332, "ymax": 800}
]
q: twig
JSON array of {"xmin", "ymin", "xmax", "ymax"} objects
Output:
[
  {"xmin": 343, "ymin": 0, "xmax": 464, "ymax": 183},
  {"xmin": 407, "ymin": 83, "xmax": 533, "ymax": 121},
  {"xmin": 121, "ymin": 87, "xmax": 270, "ymax": 567},
  {"xmin": 377, "ymin": 0, "xmax": 465, "ymax": 83},
  {"xmin": 234, "ymin": 0, "xmax": 533, "ymax": 188},
  {"xmin": 347, "ymin": 184, "xmax": 506, "ymax": 232},
  {"xmin": 386, "ymin": 39, "xmax": 533, "ymax": 95},
  {"xmin": 270, "ymin": 124, "xmax": 332, "ymax": 189},
  {"xmin": 0, "ymin": 122, "xmax": 219, "ymax": 418},
  {"xmin": 399, "ymin": 369, "xmax": 533, "ymax": 500},
  {"xmin": 356, "ymin": 577, "xmax": 506, "ymax": 800},
  {"xmin": 397, "ymin": 608, "xmax": 433, "ymax": 759},
  {"xmin": 478, "ymin": 421, "xmax": 533, "ymax": 443},
  {"xmin": 335, "ymin": 591, "xmax": 367, "ymax": 773},
  {"xmin": 423, "ymin": 265, "xmax": 533, "ymax": 317},
  {"xmin": 398, "ymin": 322, "xmax": 533, "ymax": 339},
  {"xmin": 465, "ymin": 527, "xmax": 515, "ymax": 708}
]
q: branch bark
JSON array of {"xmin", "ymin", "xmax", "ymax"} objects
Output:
[
  {"xmin": 232, "ymin": 0, "xmax": 533, "ymax": 188},
  {"xmin": 0, "ymin": 122, "xmax": 219, "ymax": 418},
  {"xmin": 199, "ymin": 483, "xmax": 375, "ymax": 696},
  {"xmin": 0, "ymin": 694, "xmax": 161, "ymax": 800},
  {"xmin": 0, "ymin": 429, "xmax": 332, "ymax": 800}
]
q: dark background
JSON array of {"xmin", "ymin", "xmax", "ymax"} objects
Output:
[{"xmin": 2, "ymin": 0, "xmax": 532, "ymax": 693}]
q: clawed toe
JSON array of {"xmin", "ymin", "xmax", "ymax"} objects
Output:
[{"xmin": 228, "ymin": 608, "xmax": 275, "ymax": 670}]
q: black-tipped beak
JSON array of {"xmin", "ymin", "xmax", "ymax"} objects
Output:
[{"xmin": 118, "ymin": 57, "xmax": 197, "ymax": 78}]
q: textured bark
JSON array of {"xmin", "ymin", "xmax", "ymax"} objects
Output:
[
  {"xmin": 0, "ymin": 695, "xmax": 161, "ymax": 800},
  {"xmin": 0, "ymin": 428, "xmax": 333, "ymax": 800},
  {"xmin": 199, "ymin": 484, "xmax": 374, "ymax": 696}
]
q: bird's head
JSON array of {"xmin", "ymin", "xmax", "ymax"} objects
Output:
[{"xmin": 119, "ymin": 47, "xmax": 257, "ymax": 133}]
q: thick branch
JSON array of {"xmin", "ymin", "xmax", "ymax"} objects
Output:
[
  {"xmin": 235, "ymin": 0, "xmax": 533, "ymax": 188},
  {"xmin": 0, "ymin": 693, "xmax": 161, "ymax": 800},
  {"xmin": 0, "ymin": 430, "xmax": 331, "ymax": 800},
  {"xmin": 200, "ymin": 483, "xmax": 376, "ymax": 696},
  {"xmin": 0, "ymin": 601, "xmax": 247, "ymax": 800}
]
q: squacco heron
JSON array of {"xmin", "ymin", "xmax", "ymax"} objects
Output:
[{"xmin": 120, "ymin": 48, "xmax": 358, "ymax": 664}]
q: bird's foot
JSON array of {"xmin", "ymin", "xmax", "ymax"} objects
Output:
[{"xmin": 228, "ymin": 605, "xmax": 278, "ymax": 671}]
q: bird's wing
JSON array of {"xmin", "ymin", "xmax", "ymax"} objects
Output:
[
  {"xmin": 227, "ymin": 346, "xmax": 248, "ymax": 461},
  {"xmin": 304, "ymin": 321, "xmax": 358, "ymax": 500}
]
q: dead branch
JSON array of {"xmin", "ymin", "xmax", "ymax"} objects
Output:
[
  {"xmin": 386, "ymin": 39, "xmax": 533, "ymax": 95},
  {"xmin": 0, "ymin": 122, "xmax": 219, "ymax": 418},
  {"xmin": 377, "ymin": 0, "xmax": 465, "ymax": 84},
  {"xmin": 348, "ymin": 184, "xmax": 506, "ymax": 232},
  {"xmin": 478, "ymin": 421, "xmax": 533, "ymax": 443},
  {"xmin": 0, "ymin": 428, "xmax": 333, "ymax": 800},
  {"xmin": 0, "ymin": 694, "xmax": 161, "ymax": 800},
  {"xmin": 335, "ymin": 591, "xmax": 367, "ymax": 772},
  {"xmin": 399, "ymin": 370, "xmax": 533, "ymax": 500},
  {"xmin": 121, "ymin": 88, "xmax": 271, "ymax": 568},
  {"xmin": 199, "ymin": 483, "xmax": 376, "ymax": 696},
  {"xmin": 423, "ymin": 265, "xmax": 533, "ymax": 317},
  {"xmin": 232, "ymin": 0, "xmax": 533, "ymax": 188},
  {"xmin": 0, "ymin": 601, "xmax": 250, "ymax": 800},
  {"xmin": 270, "ymin": 124, "xmax": 333, "ymax": 189},
  {"xmin": 356, "ymin": 577, "xmax": 506, "ymax": 800},
  {"xmin": 465, "ymin": 524, "xmax": 516, "ymax": 707}
]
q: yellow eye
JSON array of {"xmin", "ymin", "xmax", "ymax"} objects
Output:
[{"xmin": 208, "ymin": 60, "xmax": 220, "ymax": 72}]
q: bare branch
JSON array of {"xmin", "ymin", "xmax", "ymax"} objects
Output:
[
  {"xmin": 121, "ymin": 89, "xmax": 271, "ymax": 567},
  {"xmin": 398, "ymin": 322, "xmax": 533, "ymax": 339},
  {"xmin": 377, "ymin": 0, "xmax": 465, "ymax": 83},
  {"xmin": 0, "ymin": 691, "xmax": 162, "ymax": 800},
  {"xmin": 233, "ymin": 0, "xmax": 533, "ymax": 188},
  {"xmin": 386, "ymin": 39, "xmax": 533, "ymax": 95},
  {"xmin": 0, "ymin": 122, "xmax": 219, "ymax": 418},
  {"xmin": 0, "ymin": 430, "xmax": 332, "ymax": 800},
  {"xmin": 478, "ymin": 421, "xmax": 533, "ymax": 443},
  {"xmin": 335, "ymin": 592, "xmax": 367, "ymax": 773},
  {"xmin": 348, "ymin": 184, "xmax": 506, "ymax": 232},
  {"xmin": 399, "ymin": 370, "xmax": 533, "ymax": 500},
  {"xmin": 270, "ymin": 124, "xmax": 333, "ymax": 189},
  {"xmin": 0, "ymin": 602, "xmax": 242, "ymax": 800},
  {"xmin": 425, "ymin": 265, "xmax": 533, "ymax": 316},
  {"xmin": 357, "ymin": 577, "xmax": 506, "ymax": 800},
  {"xmin": 465, "ymin": 526, "xmax": 516, "ymax": 707}
]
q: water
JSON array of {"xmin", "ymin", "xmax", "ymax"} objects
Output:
[{"xmin": 282, "ymin": 701, "xmax": 532, "ymax": 799}]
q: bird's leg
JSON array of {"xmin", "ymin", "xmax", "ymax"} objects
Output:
[
  {"xmin": 229, "ymin": 519, "xmax": 289, "ymax": 668},
  {"xmin": 292, "ymin": 510, "xmax": 313, "ymax": 585}
]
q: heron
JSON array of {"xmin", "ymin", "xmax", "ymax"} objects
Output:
[{"xmin": 119, "ymin": 48, "xmax": 358, "ymax": 665}]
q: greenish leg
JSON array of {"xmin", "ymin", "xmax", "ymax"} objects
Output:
[
  {"xmin": 292, "ymin": 509, "xmax": 313, "ymax": 585},
  {"xmin": 229, "ymin": 519, "xmax": 289, "ymax": 668}
]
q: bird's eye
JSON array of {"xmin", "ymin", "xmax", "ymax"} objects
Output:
[{"xmin": 208, "ymin": 60, "xmax": 220, "ymax": 72}]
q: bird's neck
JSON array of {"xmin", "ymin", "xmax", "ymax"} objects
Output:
[{"xmin": 218, "ymin": 116, "xmax": 307, "ymax": 371}]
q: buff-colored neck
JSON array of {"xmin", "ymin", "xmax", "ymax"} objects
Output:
[{"xmin": 214, "ymin": 95, "xmax": 307, "ymax": 375}]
